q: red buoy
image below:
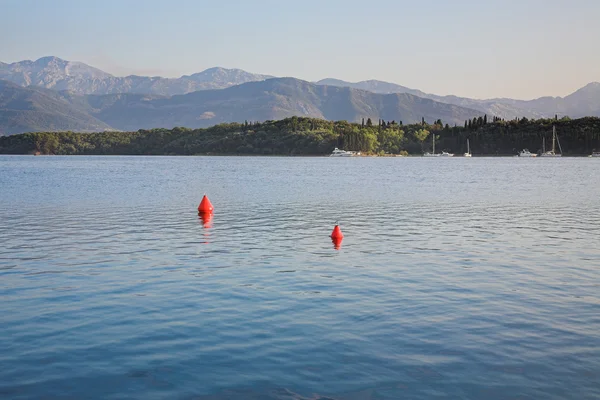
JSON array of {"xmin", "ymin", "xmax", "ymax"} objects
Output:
[
  {"xmin": 331, "ymin": 224, "xmax": 344, "ymax": 250},
  {"xmin": 198, "ymin": 195, "xmax": 214, "ymax": 214},
  {"xmin": 330, "ymin": 225, "xmax": 344, "ymax": 240}
]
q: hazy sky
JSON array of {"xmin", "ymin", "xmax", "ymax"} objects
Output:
[{"xmin": 1, "ymin": 0, "xmax": 599, "ymax": 99}]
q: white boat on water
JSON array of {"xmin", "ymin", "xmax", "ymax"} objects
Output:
[
  {"xmin": 540, "ymin": 125, "xmax": 562, "ymax": 157},
  {"xmin": 518, "ymin": 149, "xmax": 537, "ymax": 157},
  {"xmin": 590, "ymin": 152, "xmax": 600, "ymax": 157},
  {"xmin": 440, "ymin": 151, "xmax": 454, "ymax": 157},
  {"xmin": 330, "ymin": 147, "xmax": 358, "ymax": 157},
  {"xmin": 464, "ymin": 139, "xmax": 472, "ymax": 157}
]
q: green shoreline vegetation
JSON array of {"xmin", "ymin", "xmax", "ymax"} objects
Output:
[{"xmin": 1, "ymin": 116, "xmax": 600, "ymax": 156}]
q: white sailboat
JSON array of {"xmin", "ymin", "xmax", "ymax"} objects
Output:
[
  {"xmin": 464, "ymin": 139, "xmax": 472, "ymax": 157},
  {"xmin": 540, "ymin": 125, "xmax": 562, "ymax": 157},
  {"xmin": 423, "ymin": 134, "xmax": 438, "ymax": 157}
]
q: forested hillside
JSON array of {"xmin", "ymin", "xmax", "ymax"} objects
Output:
[{"xmin": 1, "ymin": 116, "xmax": 599, "ymax": 156}]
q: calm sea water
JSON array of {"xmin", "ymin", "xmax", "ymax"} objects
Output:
[{"xmin": 1, "ymin": 155, "xmax": 599, "ymax": 399}]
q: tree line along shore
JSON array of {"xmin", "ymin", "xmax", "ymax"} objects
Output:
[{"xmin": 1, "ymin": 116, "xmax": 599, "ymax": 156}]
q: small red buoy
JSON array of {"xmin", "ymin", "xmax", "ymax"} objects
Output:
[
  {"xmin": 198, "ymin": 195, "xmax": 214, "ymax": 214},
  {"xmin": 330, "ymin": 224, "xmax": 344, "ymax": 240},
  {"xmin": 331, "ymin": 224, "xmax": 344, "ymax": 250}
]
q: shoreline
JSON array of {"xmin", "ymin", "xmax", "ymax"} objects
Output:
[{"xmin": 4, "ymin": 153, "xmax": 597, "ymax": 158}]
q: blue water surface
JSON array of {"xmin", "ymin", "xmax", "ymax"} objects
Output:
[{"xmin": 1, "ymin": 156, "xmax": 599, "ymax": 399}]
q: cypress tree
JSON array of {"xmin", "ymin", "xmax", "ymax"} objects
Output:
[{"xmin": 484, "ymin": 114, "xmax": 487, "ymax": 125}]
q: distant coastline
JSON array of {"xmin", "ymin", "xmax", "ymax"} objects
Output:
[{"xmin": 1, "ymin": 116, "xmax": 599, "ymax": 157}]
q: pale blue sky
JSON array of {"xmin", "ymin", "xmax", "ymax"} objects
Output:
[{"xmin": 1, "ymin": 0, "xmax": 599, "ymax": 99}]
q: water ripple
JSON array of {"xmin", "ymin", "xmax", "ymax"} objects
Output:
[{"xmin": 0, "ymin": 156, "xmax": 599, "ymax": 399}]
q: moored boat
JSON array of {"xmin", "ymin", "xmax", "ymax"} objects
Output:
[
  {"xmin": 518, "ymin": 149, "xmax": 537, "ymax": 157},
  {"xmin": 540, "ymin": 125, "xmax": 562, "ymax": 157},
  {"xmin": 330, "ymin": 147, "xmax": 358, "ymax": 157}
]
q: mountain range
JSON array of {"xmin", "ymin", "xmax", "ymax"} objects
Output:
[
  {"xmin": 1, "ymin": 56, "xmax": 599, "ymax": 135},
  {"xmin": 315, "ymin": 79, "xmax": 600, "ymax": 120},
  {"xmin": 0, "ymin": 77, "xmax": 483, "ymax": 134},
  {"xmin": 0, "ymin": 56, "xmax": 273, "ymax": 96},
  {"xmin": 0, "ymin": 80, "xmax": 111, "ymax": 135}
]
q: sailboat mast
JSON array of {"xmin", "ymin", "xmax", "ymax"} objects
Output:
[
  {"xmin": 467, "ymin": 139, "xmax": 470, "ymax": 154},
  {"xmin": 552, "ymin": 125, "xmax": 556, "ymax": 153},
  {"xmin": 433, "ymin": 134, "xmax": 435, "ymax": 154},
  {"xmin": 543, "ymin": 137, "xmax": 546, "ymax": 153}
]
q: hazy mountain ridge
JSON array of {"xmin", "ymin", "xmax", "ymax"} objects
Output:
[
  {"xmin": 316, "ymin": 78, "xmax": 600, "ymax": 120},
  {"xmin": 0, "ymin": 80, "xmax": 113, "ymax": 135},
  {"xmin": 1, "ymin": 56, "xmax": 599, "ymax": 134},
  {"xmin": 489, "ymin": 82, "xmax": 600, "ymax": 117},
  {"xmin": 317, "ymin": 78, "xmax": 428, "ymax": 97},
  {"xmin": 2, "ymin": 57, "xmax": 598, "ymax": 120},
  {"xmin": 0, "ymin": 77, "xmax": 483, "ymax": 134},
  {"xmin": 92, "ymin": 78, "xmax": 483, "ymax": 131},
  {"xmin": 0, "ymin": 57, "xmax": 273, "ymax": 96}
]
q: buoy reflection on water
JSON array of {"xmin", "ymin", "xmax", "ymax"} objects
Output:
[{"xmin": 199, "ymin": 212, "xmax": 213, "ymax": 229}]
